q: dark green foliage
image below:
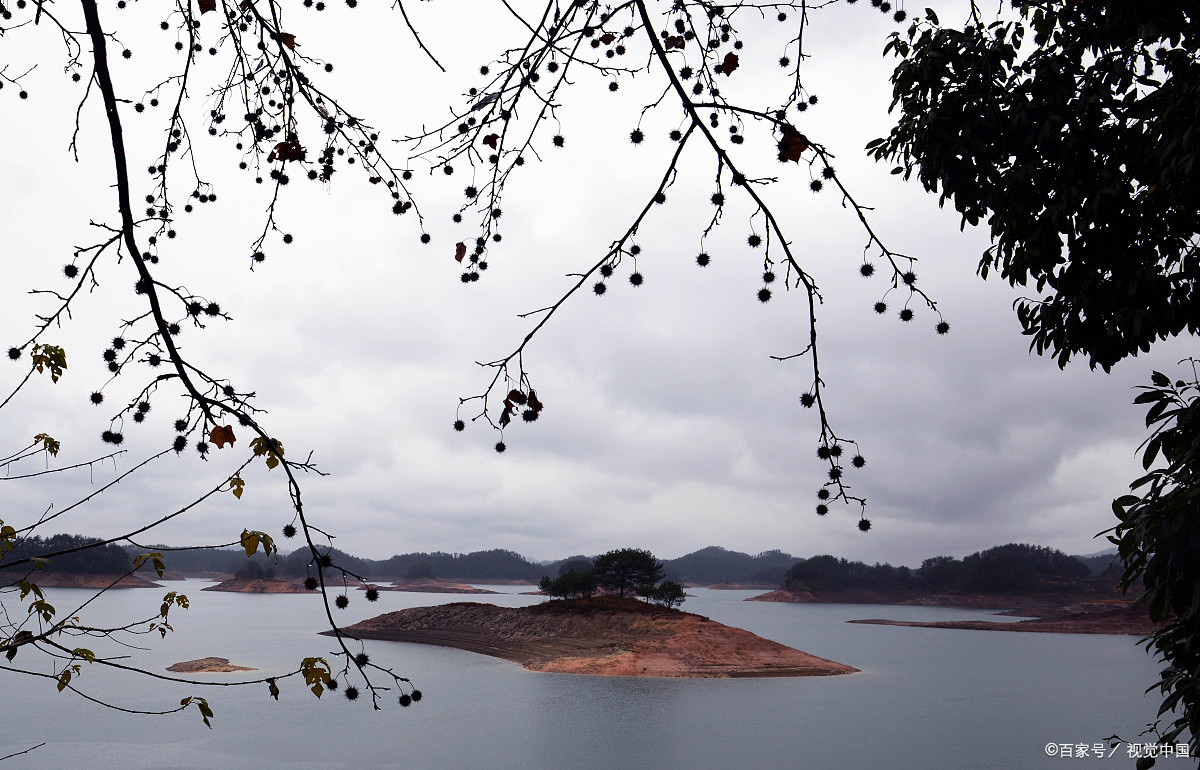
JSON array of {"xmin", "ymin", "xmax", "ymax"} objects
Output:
[
  {"xmin": 637, "ymin": 580, "xmax": 685, "ymax": 609},
  {"xmin": 7, "ymin": 534, "xmax": 130, "ymax": 575},
  {"xmin": 375, "ymin": 549, "xmax": 542, "ymax": 582},
  {"xmin": 1112, "ymin": 370, "xmax": 1200, "ymax": 756},
  {"xmin": 784, "ymin": 555, "xmax": 913, "ymax": 592},
  {"xmin": 961, "ymin": 543, "xmax": 1090, "ymax": 593},
  {"xmin": 539, "ymin": 570, "xmax": 598, "ymax": 599},
  {"xmin": 592, "ymin": 548, "xmax": 665, "ymax": 598},
  {"xmin": 403, "ymin": 561, "xmax": 436, "ymax": 580},
  {"xmin": 786, "ymin": 545, "xmax": 1087, "ymax": 594},
  {"xmin": 917, "ymin": 555, "xmax": 965, "ymax": 592},
  {"xmin": 873, "ymin": 3, "xmax": 1200, "ymax": 372}
]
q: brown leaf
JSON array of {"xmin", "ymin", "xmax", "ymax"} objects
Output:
[
  {"xmin": 664, "ymin": 35, "xmax": 685, "ymax": 50},
  {"xmin": 600, "ymin": 32, "xmax": 616, "ymax": 45},
  {"xmin": 499, "ymin": 410, "xmax": 511, "ymax": 427},
  {"xmin": 209, "ymin": 425, "xmax": 236, "ymax": 449},
  {"xmin": 455, "ymin": 242, "xmax": 467, "ymax": 263},
  {"xmin": 482, "ymin": 134, "xmax": 499, "ymax": 149},
  {"xmin": 267, "ymin": 141, "xmax": 306, "ymax": 163},
  {"xmin": 720, "ymin": 52, "xmax": 739, "ymax": 75},
  {"xmin": 199, "ymin": 0, "xmax": 216, "ymax": 13},
  {"xmin": 777, "ymin": 125, "xmax": 810, "ymax": 163},
  {"xmin": 278, "ymin": 33, "xmax": 297, "ymax": 50},
  {"xmin": 528, "ymin": 391, "xmax": 543, "ymax": 413}
]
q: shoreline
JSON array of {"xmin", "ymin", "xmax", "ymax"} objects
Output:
[{"xmin": 750, "ymin": 589, "xmax": 1154, "ymax": 635}]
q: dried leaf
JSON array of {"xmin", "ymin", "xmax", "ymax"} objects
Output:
[
  {"xmin": 199, "ymin": 0, "xmax": 216, "ymax": 13},
  {"xmin": 719, "ymin": 52, "xmax": 739, "ymax": 75},
  {"xmin": 528, "ymin": 391, "xmax": 543, "ymax": 413},
  {"xmin": 600, "ymin": 32, "xmax": 616, "ymax": 45},
  {"xmin": 268, "ymin": 141, "xmax": 306, "ymax": 163},
  {"xmin": 777, "ymin": 125, "xmax": 810, "ymax": 163},
  {"xmin": 472, "ymin": 92, "xmax": 500, "ymax": 112},
  {"xmin": 664, "ymin": 35, "xmax": 685, "ymax": 50},
  {"xmin": 209, "ymin": 425, "xmax": 236, "ymax": 449},
  {"xmin": 455, "ymin": 242, "xmax": 467, "ymax": 263},
  {"xmin": 482, "ymin": 133, "xmax": 500, "ymax": 149},
  {"xmin": 278, "ymin": 33, "xmax": 297, "ymax": 50}
]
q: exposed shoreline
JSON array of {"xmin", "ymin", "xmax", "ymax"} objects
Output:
[
  {"xmin": 166, "ymin": 657, "xmax": 256, "ymax": 673},
  {"xmin": 333, "ymin": 597, "xmax": 857, "ymax": 678},
  {"xmin": 750, "ymin": 589, "xmax": 1154, "ymax": 635}
]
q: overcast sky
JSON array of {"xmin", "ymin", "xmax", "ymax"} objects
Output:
[{"xmin": 1, "ymin": 0, "xmax": 1188, "ymax": 568}]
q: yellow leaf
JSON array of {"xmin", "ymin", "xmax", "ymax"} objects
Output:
[{"xmin": 230, "ymin": 475, "xmax": 245, "ymax": 499}]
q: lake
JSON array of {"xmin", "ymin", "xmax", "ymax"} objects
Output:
[{"xmin": 1, "ymin": 583, "xmax": 1170, "ymax": 769}]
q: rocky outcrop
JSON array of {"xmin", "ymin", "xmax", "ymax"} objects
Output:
[
  {"xmin": 335, "ymin": 597, "xmax": 857, "ymax": 678},
  {"xmin": 167, "ymin": 657, "xmax": 256, "ymax": 673}
]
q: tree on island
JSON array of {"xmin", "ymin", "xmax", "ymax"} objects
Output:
[
  {"xmin": 592, "ymin": 548, "xmax": 666, "ymax": 599},
  {"xmin": 539, "ymin": 570, "xmax": 598, "ymax": 600},
  {"xmin": 540, "ymin": 548, "xmax": 682, "ymax": 608},
  {"xmin": 637, "ymin": 580, "xmax": 686, "ymax": 610},
  {"xmin": 873, "ymin": 2, "xmax": 1200, "ymax": 754}
]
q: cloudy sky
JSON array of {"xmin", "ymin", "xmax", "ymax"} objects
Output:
[{"xmin": 1, "ymin": 0, "xmax": 1188, "ymax": 568}]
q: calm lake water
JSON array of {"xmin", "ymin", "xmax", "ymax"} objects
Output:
[{"xmin": 1, "ymin": 582, "xmax": 1169, "ymax": 769}]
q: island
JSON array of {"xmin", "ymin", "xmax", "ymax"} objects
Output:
[
  {"xmin": 334, "ymin": 597, "xmax": 857, "ymax": 678},
  {"xmin": 167, "ymin": 657, "xmax": 256, "ymax": 673},
  {"xmin": 202, "ymin": 577, "xmax": 315, "ymax": 593},
  {"xmin": 751, "ymin": 589, "xmax": 1154, "ymax": 635},
  {"xmin": 363, "ymin": 580, "xmax": 498, "ymax": 594}
]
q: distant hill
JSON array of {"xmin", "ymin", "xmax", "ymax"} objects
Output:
[
  {"xmin": 21, "ymin": 537, "xmax": 1124, "ymax": 590},
  {"xmin": 663, "ymin": 546, "xmax": 799, "ymax": 585}
]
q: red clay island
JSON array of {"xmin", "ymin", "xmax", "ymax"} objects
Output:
[{"xmin": 335, "ymin": 596, "xmax": 857, "ymax": 678}]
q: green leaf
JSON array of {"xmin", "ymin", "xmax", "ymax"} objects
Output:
[
  {"xmin": 1151, "ymin": 370, "xmax": 1170, "ymax": 387},
  {"xmin": 1143, "ymin": 437, "xmax": 1162, "ymax": 470},
  {"xmin": 183, "ymin": 697, "xmax": 214, "ymax": 728},
  {"xmin": 33, "ymin": 433, "xmax": 60, "ymax": 457},
  {"xmin": 30, "ymin": 344, "xmax": 67, "ymax": 383},
  {"xmin": 134, "ymin": 551, "xmax": 166, "ymax": 578},
  {"xmin": 57, "ymin": 669, "xmax": 71, "ymax": 692}
]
